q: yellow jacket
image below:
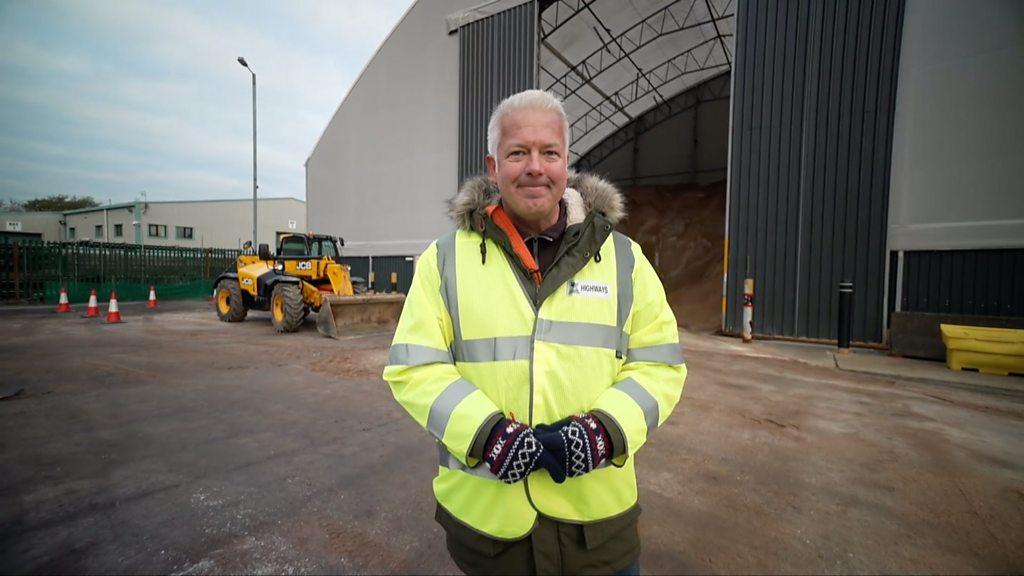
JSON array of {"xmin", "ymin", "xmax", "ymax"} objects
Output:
[{"xmin": 383, "ymin": 173, "xmax": 686, "ymax": 540}]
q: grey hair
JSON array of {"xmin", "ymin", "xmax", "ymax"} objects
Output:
[{"xmin": 486, "ymin": 89, "xmax": 570, "ymax": 157}]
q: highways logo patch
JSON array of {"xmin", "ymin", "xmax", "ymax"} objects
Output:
[{"xmin": 567, "ymin": 280, "xmax": 610, "ymax": 298}]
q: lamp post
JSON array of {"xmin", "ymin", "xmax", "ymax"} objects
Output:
[{"xmin": 237, "ymin": 56, "xmax": 257, "ymax": 249}]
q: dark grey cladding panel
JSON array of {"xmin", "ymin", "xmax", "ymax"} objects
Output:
[
  {"xmin": 725, "ymin": 0, "xmax": 905, "ymax": 343},
  {"xmin": 371, "ymin": 255, "xmax": 416, "ymax": 294},
  {"xmin": 338, "ymin": 256, "xmax": 369, "ymax": 284},
  {"xmin": 458, "ymin": 1, "xmax": 538, "ymax": 184},
  {"xmin": 896, "ymin": 249, "xmax": 1024, "ymax": 318}
]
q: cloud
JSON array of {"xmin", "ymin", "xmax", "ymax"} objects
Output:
[
  {"xmin": 286, "ymin": 0, "xmax": 414, "ymax": 50},
  {"xmin": 0, "ymin": 0, "xmax": 413, "ymax": 204},
  {"xmin": 0, "ymin": 37, "xmax": 101, "ymax": 76}
]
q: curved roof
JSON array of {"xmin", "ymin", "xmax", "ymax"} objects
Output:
[{"xmin": 538, "ymin": 0, "xmax": 736, "ymax": 160}]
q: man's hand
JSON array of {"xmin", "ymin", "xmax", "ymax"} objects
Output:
[
  {"xmin": 533, "ymin": 414, "xmax": 612, "ymax": 479},
  {"xmin": 484, "ymin": 419, "xmax": 566, "ymax": 484}
]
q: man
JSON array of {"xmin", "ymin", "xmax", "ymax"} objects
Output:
[{"xmin": 383, "ymin": 89, "xmax": 686, "ymax": 575}]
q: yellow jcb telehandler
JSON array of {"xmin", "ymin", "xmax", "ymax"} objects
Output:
[{"xmin": 213, "ymin": 233, "xmax": 404, "ymax": 336}]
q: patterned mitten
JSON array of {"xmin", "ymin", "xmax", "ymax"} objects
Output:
[
  {"xmin": 484, "ymin": 419, "xmax": 554, "ymax": 484},
  {"xmin": 533, "ymin": 414, "xmax": 612, "ymax": 479}
]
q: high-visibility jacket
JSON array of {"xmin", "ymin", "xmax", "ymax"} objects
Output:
[{"xmin": 383, "ymin": 173, "xmax": 686, "ymax": 540}]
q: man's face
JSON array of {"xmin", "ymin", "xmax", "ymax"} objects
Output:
[{"xmin": 486, "ymin": 108, "xmax": 568, "ymax": 232}]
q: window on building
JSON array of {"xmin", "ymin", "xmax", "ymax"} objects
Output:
[
  {"xmin": 95, "ymin": 225, "xmax": 103, "ymax": 239},
  {"xmin": 68, "ymin": 227, "xmax": 76, "ymax": 240},
  {"xmin": 148, "ymin": 224, "xmax": 167, "ymax": 238},
  {"xmin": 176, "ymin": 226, "xmax": 194, "ymax": 240},
  {"xmin": 114, "ymin": 224, "xmax": 123, "ymax": 237}
]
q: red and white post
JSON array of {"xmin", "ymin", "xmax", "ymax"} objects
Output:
[{"xmin": 742, "ymin": 278, "xmax": 754, "ymax": 343}]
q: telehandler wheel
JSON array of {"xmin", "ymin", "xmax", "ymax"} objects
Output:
[
  {"xmin": 215, "ymin": 279, "xmax": 247, "ymax": 322},
  {"xmin": 271, "ymin": 283, "xmax": 304, "ymax": 333}
]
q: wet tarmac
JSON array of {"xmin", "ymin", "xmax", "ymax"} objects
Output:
[{"xmin": 1, "ymin": 300, "xmax": 1022, "ymax": 573}]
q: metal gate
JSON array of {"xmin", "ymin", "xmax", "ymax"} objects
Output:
[
  {"xmin": 0, "ymin": 238, "xmax": 238, "ymax": 303},
  {"xmin": 724, "ymin": 0, "xmax": 906, "ymax": 343}
]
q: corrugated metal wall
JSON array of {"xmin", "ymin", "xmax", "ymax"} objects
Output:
[
  {"xmin": 894, "ymin": 249, "xmax": 1024, "ymax": 318},
  {"xmin": 458, "ymin": 1, "xmax": 537, "ymax": 183},
  {"xmin": 338, "ymin": 255, "xmax": 415, "ymax": 294},
  {"xmin": 371, "ymin": 256, "xmax": 415, "ymax": 294},
  {"xmin": 338, "ymin": 256, "xmax": 370, "ymax": 286},
  {"xmin": 725, "ymin": 0, "xmax": 905, "ymax": 343}
]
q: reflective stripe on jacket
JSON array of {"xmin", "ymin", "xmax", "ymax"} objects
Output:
[{"xmin": 383, "ymin": 177, "xmax": 686, "ymax": 540}]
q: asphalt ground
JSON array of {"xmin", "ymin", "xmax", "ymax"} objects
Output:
[{"xmin": 1, "ymin": 300, "xmax": 1022, "ymax": 574}]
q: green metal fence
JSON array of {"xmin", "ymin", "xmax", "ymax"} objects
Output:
[{"xmin": 0, "ymin": 238, "xmax": 239, "ymax": 303}]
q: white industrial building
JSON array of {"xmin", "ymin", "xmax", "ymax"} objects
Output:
[
  {"xmin": 1, "ymin": 211, "xmax": 64, "ymax": 242},
  {"xmin": 1, "ymin": 197, "xmax": 305, "ymax": 250}
]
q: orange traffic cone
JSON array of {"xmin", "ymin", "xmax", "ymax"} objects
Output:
[
  {"xmin": 55, "ymin": 286, "xmax": 72, "ymax": 313},
  {"xmin": 84, "ymin": 289, "xmax": 100, "ymax": 317},
  {"xmin": 147, "ymin": 285, "xmax": 158, "ymax": 308},
  {"xmin": 105, "ymin": 291, "xmax": 123, "ymax": 324}
]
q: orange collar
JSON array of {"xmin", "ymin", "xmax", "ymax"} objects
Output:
[{"xmin": 486, "ymin": 204, "xmax": 543, "ymax": 286}]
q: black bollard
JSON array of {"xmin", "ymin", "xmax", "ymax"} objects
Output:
[{"xmin": 838, "ymin": 280, "xmax": 853, "ymax": 350}]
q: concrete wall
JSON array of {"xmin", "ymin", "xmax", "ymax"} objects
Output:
[
  {"xmin": 0, "ymin": 211, "xmax": 63, "ymax": 240},
  {"xmin": 306, "ymin": 0, "xmax": 477, "ymax": 257},
  {"xmin": 888, "ymin": 0, "xmax": 1024, "ymax": 250},
  {"xmin": 64, "ymin": 198, "xmax": 305, "ymax": 249}
]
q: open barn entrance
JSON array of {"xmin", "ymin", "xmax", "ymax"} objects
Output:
[
  {"xmin": 538, "ymin": 0, "xmax": 736, "ymax": 332},
  {"xmin": 576, "ymin": 75, "xmax": 731, "ymax": 332}
]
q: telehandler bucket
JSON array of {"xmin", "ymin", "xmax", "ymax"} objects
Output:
[{"xmin": 316, "ymin": 293, "xmax": 406, "ymax": 338}]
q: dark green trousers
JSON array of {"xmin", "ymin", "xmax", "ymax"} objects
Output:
[{"xmin": 436, "ymin": 504, "xmax": 641, "ymax": 576}]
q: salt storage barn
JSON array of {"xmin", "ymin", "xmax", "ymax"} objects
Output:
[{"xmin": 306, "ymin": 0, "xmax": 1024, "ymax": 350}]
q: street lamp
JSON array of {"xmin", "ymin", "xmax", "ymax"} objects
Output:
[{"xmin": 237, "ymin": 56, "xmax": 257, "ymax": 249}]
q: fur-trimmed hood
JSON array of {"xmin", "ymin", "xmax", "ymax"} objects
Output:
[{"xmin": 448, "ymin": 171, "xmax": 625, "ymax": 231}]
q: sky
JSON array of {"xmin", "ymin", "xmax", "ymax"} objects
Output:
[{"xmin": 0, "ymin": 0, "xmax": 414, "ymax": 205}]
